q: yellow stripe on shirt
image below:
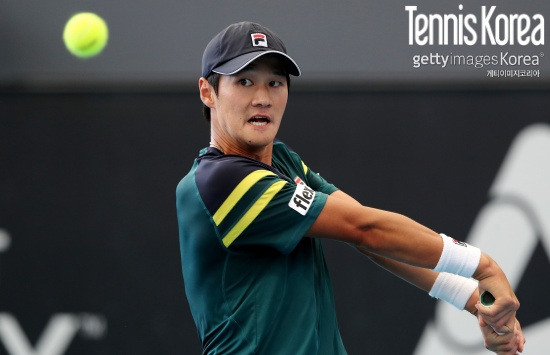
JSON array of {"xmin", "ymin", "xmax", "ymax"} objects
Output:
[
  {"xmin": 301, "ymin": 161, "xmax": 308, "ymax": 175},
  {"xmin": 213, "ymin": 170, "xmax": 276, "ymax": 226},
  {"xmin": 222, "ymin": 180, "xmax": 287, "ymax": 247}
]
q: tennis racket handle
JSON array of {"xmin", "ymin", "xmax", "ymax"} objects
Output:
[
  {"xmin": 480, "ymin": 291, "xmax": 506, "ymax": 335},
  {"xmin": 480, "ymin": 291, "xmax": 495, "ymax": 306}
]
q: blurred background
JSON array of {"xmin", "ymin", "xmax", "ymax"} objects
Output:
[{"xmin": 1, "ymin": 1, "xmax": 549, "ymax": 354}]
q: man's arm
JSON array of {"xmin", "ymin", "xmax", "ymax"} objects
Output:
[
  {"xmin": 307, "ymin": 190, "xmax": 524, "ymax": 353},
  {"xmin": 307, "ymin": 192, "xmax": 443, "ymax": 267},
  {"xmin": 325, "ymin": 191, "xmax": 479, "ymax": 312}
]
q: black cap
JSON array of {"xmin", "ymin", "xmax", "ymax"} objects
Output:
[{"xmin": 201, "ymin": 21, "xmax": 301, "ymax": 78}]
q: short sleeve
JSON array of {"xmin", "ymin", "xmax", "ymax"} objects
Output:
[
  {"xmin": 194, "ymin": 154, "xmax": 328, "ymax": 254},
  {"xmin": 222, "ymin": 174, "xmax": 328, "ymax": 254},
  {"xmin": 272, "ymin": 141, "xmax": 339, "ymax": 195},
  {"xmin": 301, "ymin": 161, "xmax": 338, "ymax": 195}
]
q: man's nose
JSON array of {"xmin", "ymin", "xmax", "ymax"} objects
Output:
[{"xmin": 251, "ymin": 85, "xmax": 272, "ymax": 107}]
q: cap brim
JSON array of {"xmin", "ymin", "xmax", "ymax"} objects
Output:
[{"xmin": 212, "ymin": 51, "xmax": 301, "ymax": 76}]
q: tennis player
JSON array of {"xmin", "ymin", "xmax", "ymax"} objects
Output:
[{"xmin": 176, "ymin": 21, "xmax": 525, "ymax": 354}]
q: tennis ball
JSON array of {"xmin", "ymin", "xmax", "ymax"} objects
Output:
[{"xmin": 63, "ymin": 12, "xmax": 108, "ymax": 58}]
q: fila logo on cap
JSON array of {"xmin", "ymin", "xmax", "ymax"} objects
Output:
[{"xmin": 251, "ymin": 33, "xmax": 268, "ymax": 47}]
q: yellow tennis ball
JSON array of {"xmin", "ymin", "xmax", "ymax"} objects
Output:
[{"xmin": 63, "ymin": 12, "xmax": 108, "ymax": 58}]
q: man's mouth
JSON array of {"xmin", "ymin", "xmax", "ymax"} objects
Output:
[{"xmin": 248, "ymin": 116, "xmax": 270, "ymax": 126}]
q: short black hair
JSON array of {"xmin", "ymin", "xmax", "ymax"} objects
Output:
[{"xmin": 202, "ymin": 73, "xmax": 221, "ymax": 122}]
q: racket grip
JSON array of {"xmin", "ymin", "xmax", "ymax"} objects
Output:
[
  {"xmin": 480, "ymin": 291, "xmax": 506, "ymax": 335},
  {"xmin": 480, "ymin": 291, "xmax": 495, "ymax": 306}
]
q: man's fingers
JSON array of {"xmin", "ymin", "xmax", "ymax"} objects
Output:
[
  {"xmin": 479, "ymin": 315, "xmax": 525, "ymax": 355},
  {"xmin": 515, "ymin": 320, "xmax": 525, "ymax": 353},
  {"xmin": 484, "ymin": 332, "xmax": 518, "ymax": 354},
  {"xmin": 476, "ymin": 301, "xmax": 517, "ymax": 335}
]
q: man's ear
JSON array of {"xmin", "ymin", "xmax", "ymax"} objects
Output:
[{"xmin": 199, "ymin": 77, "xmax": 215, "ymax": 108}]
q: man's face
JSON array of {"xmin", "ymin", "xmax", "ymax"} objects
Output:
[{"xmin": 208, "ymin": 55, "xmax": 289, "ymax": 155}]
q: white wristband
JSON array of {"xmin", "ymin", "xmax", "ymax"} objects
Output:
[
  {"xmin": 429, "ymin": 272, "xmax": 479, "ymax": 310},
  {"xmin": 433, "ymin": 234, "xmax": 481, "ymax": 278}
]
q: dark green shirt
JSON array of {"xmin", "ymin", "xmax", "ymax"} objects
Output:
[{"xmin": 176, "ymin": 141, "xmax": 347, "ymax": 354}]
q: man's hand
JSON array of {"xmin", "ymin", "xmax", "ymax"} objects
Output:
[
  {"xmin": 469, "ymin": 254, "xmax": 525, "ymax": 353},
  {"xmin": 474, "ymin": 255, "xmax": 520, "ymax": 335},
  {"xmin": 465, "ymin": 289, "xmax": 525, "ymax": 354},
  {"xmin": 478, "ymin": 316, "xmax": 525, "ymax": 354}
]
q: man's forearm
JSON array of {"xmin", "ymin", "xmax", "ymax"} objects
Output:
[
  {"xmin": 356, "ymin": 246, "xmax": 437, "ymax": 292},
  {"xmin": 357, "ymin": 247, "xmax": 479, "ymax": 314}
]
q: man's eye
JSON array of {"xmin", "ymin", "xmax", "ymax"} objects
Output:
[
  {"xmin": 270, "ymin": 81, "xmax": 282, "ymax": 87},
  {"xmin": 239, "ymin": 79, "xmax": 252, "ymax": 86}
]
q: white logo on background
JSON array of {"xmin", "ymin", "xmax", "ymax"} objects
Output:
[
  {"xmin": 0, "ymin": 313, "xmax": 107, "ymax": 355},
  {"xmin": 0, "ymin": 229, "xmax": 107, "ymax": 355},
  {"xmin": 414, "ymin": 124, "xmax": 550, "ymax": 354},
  {"xmin": 405, "ymin": 5, "xmax": 545, "ymax": 46},
  {"xmin": 0, "ymin": 230, "xmax": 10, "ymax": 253}
]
